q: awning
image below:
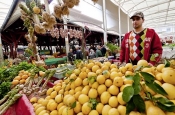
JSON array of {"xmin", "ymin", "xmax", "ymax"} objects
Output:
[{"xmin": 111, "ymin": 0, "xmax": 175, "ymax": 37}]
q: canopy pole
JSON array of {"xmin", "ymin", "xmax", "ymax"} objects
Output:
[
  {"xmin": 118, "ymin": 5, "xmax": 122, "ymax": 47},
  {"xmin": 0, "ymin": 33, "xmax": 4, "ymax": 64},
  {"xmin": 63, "ymin": 16, "xmax": 69, "ymax": 57},
  {"xmin": 128, "ymin": 15, "xmax": 130, "ymax": 32},
  {"xmin": 102, "ymin": 0, "xmax": 107, "ymax": 45}
]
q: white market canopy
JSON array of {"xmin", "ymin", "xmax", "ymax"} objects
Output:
[
  {"xmin": 0, "ymin": 0, "xmax": 14, "ymax": 31},
  {"xmin": 0, "ymin": 0, "xmax": 175, "ymax": 37},
  {"xmin": 111, "ymin": 0, "xmax": 175, "ymax": 37}
]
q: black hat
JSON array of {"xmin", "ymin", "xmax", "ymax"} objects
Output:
[{"xmin": 130, "ymin": 11, "xmax": 144, "ymax": 19}]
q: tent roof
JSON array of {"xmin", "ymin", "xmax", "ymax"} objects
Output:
[
  {"xmin": 0, "ymin": 0, "xmax": 14, "ymax": 30},
  {"xmin": 111, "ymin": 0, "xmax": 175, "ymax": 29}
]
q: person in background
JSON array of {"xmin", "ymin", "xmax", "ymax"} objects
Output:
[
  {"xmin": 89, "ymin": 49, "xmax": 96, "ymax": 59},
  {"xmin": 68, "ymin": 49, "xmax": 74, "ymax": 65},
  {"xmin": 119, "ymin": 11, "xmax": 162, "ymax": 65},
  {"xmin": 76, "ymin": 47, "xmax": 83, "ymax": 60},
  {"xmin": 3, "ymin": 52, "xmax": 8, "ymax": 60},
  {"xmin": 101, "ymin": 45, "xmax": 106, "ymax": 56},
  {"xmin": 96, "ymin": 45, "xmax": 103, "ymax": 57}
]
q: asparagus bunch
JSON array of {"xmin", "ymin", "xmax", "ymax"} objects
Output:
[
  {"xmin": 0, "ymin": 87, "xmax": 22, "ymax": 115},
  {"xmin": 39, "ymin": 70, "xmax": 56, "ymax": 96}
]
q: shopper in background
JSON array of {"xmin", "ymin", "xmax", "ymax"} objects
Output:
[
  {"xmin": 101, "ymin": 45, "xmax": 106, "ymax": 56},
  {"xmin": 119, "ymin": 11, "xmax": 162, "ymax": 65},
  {"xmin": 89, "ymin": 49, "xmax": 96, "ymax": 59},
  {"xmin": 96, "ymin": 45, "xmax": 103, "ymax": 57},
  {"xmin": 68, "ymin": 49, "xmax": 74, "ymax": 65},
  {"xmin": 76, "ymin": 47, "xmax": 83, "ymax": 60}
]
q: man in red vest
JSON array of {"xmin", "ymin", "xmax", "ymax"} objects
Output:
[{"xmin": 119, "ymin": 11, "xmax": 162, "ymax": 65}]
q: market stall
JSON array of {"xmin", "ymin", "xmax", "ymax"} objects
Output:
[{"xmin": 1, "ymin": 0, "xmax": 175, "ymax": 115}]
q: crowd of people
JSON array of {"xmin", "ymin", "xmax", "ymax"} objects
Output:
[{"xmin": 67, "ymin": 45, "xmax": 107, "ymax": 64}]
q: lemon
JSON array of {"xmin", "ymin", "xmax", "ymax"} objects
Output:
[
  {"xmin": 137, "ymin": 60, "xmax": 148, "ymax": 67},
  {"xmin": 87, "ymin": 62, "xmax": 94, "ymax": 70},
  {"xmin": 41, "ymin": 99, "xmax": 49, "ymax": 106},
  {"xmin": 54, "ymin": 85, "xmax": 61, "ymax": 92},
  {"xmin": 82, "ymin": 85, "xmax": 90, "ymax": 95},
  {"xmin": 108, "ymin": 108, "xmax": 119, "ymax": 115},
  {"xmin": 97, "ymin": 84, "xmax": 107, "ymax": 95},
  {"xmin": 73, "ymin": 69, "xmax": 81, "ymax": 76},
  {"xmin": 162, "ymin": 83, "xmax": 175, "ymax": 100},
  {"xmin": 79, "ymin": 71, "xmax": 87, "ymax": 79},
  {"xmin": 147, "ymin": 106, "xmax": 165, "ymax": 115},
  {"xmin": 100, "ymin": 91, "xmax": 111, "ymax": 104},
  {"xmin": 102, "ymin": 105, "xmax": 111, "ymax": 115},
  {"xmin": 77, "ymin": 112, "xmax": 84, "ymax": 115},
  {"xmin": 34, "ymin": 104, "xmax": 43, "ymax": 111},
  {"xmin": 110, "ymin": 64, "xmax": 117, "ymax": 69},
  {"xmin": 50, "ymin": 110, "xmax": 58, "ymax": 115},
  {"xmin": 75, "ymin": 86, "xmax": 83, "ymax": 92},
  {"xmin": 78, "ymin": 94, "xmax": 89, "ymax": 105},
  {"xmin": 96, "ymin": 75, "xmax": 105, "ymax": 84},
  {"xmin": 46, "ymin": 88, "xmax": 54, "ymax": 96},
  {"xmin": 89, "ymin": 110, "xmax": 99, "ymax": 115},
  {"xmin": 162, "ymin": 69, "xmax": 175, "ymax": 85},
  {"xmin": 108, "ymin": 85, "xmax": 119, "ymax": 96},
  {"xmin": 63, "ymin": 94, "xmax": 71, "ymax": 105},
  {"xmin": 96, "ymin": 103, "xmax": 104, "ymax": 114},
  {"xmin": 117, "ymin": 105, "xmax": 126, "ymax": 115},
  {"xmin": 74, "ymin": 91, "xmax": 81, "ymax": 100},
  {"xmin": 47, "ymin": 101, "xmax": 57, "ymax": 111},
  {"xmin": 50, "ymin": 91, "xmax": 57, "ymax": 99},
  {"xmin": 92, "ymin": 65, "xmax": 100, "ymax": 73},
  {"xmin": 37, "ymin": 98, "xmax": 44, "ymax": 104},
  {"xmin": 96, "ymin": 69, "xmax": 102, "ymax": 75},
  {"xmin": 109, "ymin": 96, "xmax": 118, "ymax": 107},
  {"xmin": 58, "ymin": 105, "xmax": 66, "ymax": 115},
  {"xmin": 82, "ymin": 102, "xmax": 91, "ymax": 115},
  {"xmin": 62, "ymin": 107, "xmax": 74, "ymax": 115},
  {"xmin": 119, "ymin": 66, "xmax": 127, "ymax": 74},
  {"xmin": 156, "ymin": 64, "xmax": 165, "ymax": 72},
  {"xmin": 70, "ymin": 82, "xmax": 75, "ymax": 89},
  {"xmin": 110, "ymin": 68, "xmax": 119, "ymax": 72},
  {"xmin": 145, "ymin": 101, "xmax": 154, "ymax": 111},
  {"xmin": 91, "ymin": 82, "xmax": 99, "ymax": 89},
  {"xmin": 30, "ymin": 97, "xmax": 38, "ymax": 103},
  {"xmin": 125, "ymin": 71, "xmax": 134, "ymax": 76},
  {"xmin": 74, "ymin": 102, "xmax": 81, "ymax": 113},
  {"xmin": 110, "ymin": 71, "xmax": 119, "ymax": 80},
  {"xmin": 83, "ymin": 78, "xmax": 89, "ymax": 86},
  {"xmin": 38, "ymin": 110, "xmax": 47, "ymax": 115},
  {"xmin": 66, "ymin": 95, "xmax": 75, "ymax": 106},
  {"xmin": 74, "ymin": 77, "xmax": 83, "ymax": 87},
  {"xmin": 125, "ymin": 63, "xmax": 133, "ymax": 71},
  {"xmin": 88, "ymin": 88, "xmax": 98, "ymax": 98},
  {"xmin": 69, "ymin": 89, "xmax": 75, "ymax": 95},
  {"xmin": 55, "ymin": 94, "xmax": 63, "ymax": 103},
  {"xmin": 117, "ymin": 92, "xmax": 126, "ymax": 105},
  {"xmin": 105, "ymin": 79, "xmax": 112, "ymax": 87},
  {"xmin": 102, "ymin": 70, "xmax": 110, "ymax": 78},
  {"xmin": 57, "ymin": 102, "xmax": 64, "ymax": 111},
  {"xmin": 35, "ymin": 106, "xmax": 45, "ymax": 115},
  {"xmin": 113, "ymin": 77, "xmax": 123, "ymax": 87}
]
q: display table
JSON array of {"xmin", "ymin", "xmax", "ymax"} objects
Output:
[
  {"xmin": 44, "ymin": 57, "xmax": 67, "ymax": 65},
  {"xmin": 3, "ymin": 94, "xmax": 35, "ymax": 115}
]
